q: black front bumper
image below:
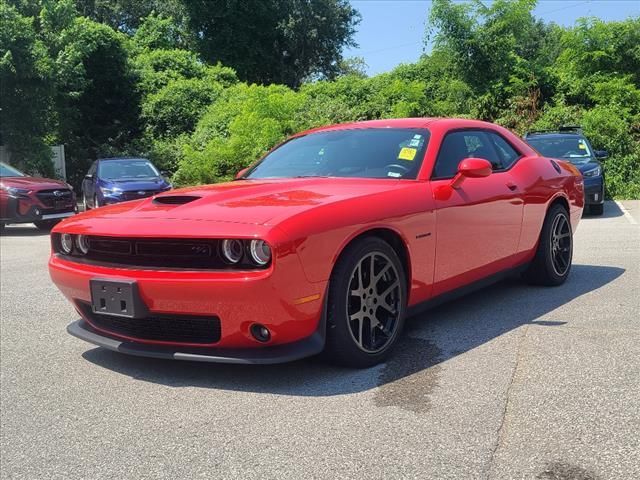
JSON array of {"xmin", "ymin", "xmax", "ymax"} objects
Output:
[
  {"xmin": 584, "ymin": 178, "xmax": 604, "ymax": 205},
  {"xmin": 67, "ymin": 320, "xmax": 325, "ymax": 365},
  {"xmin": 1, "ymin": 196, "xmax": 75, "ymax": 223}
]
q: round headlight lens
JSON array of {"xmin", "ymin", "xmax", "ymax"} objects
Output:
[
  {"xmin": 249, "ymin": 239, "xmax": 271, "ymax": 265},
  {"xmin": 76, "ymin": 235, "xmax": 89, "ymax": 255},
  {"xmin": 221, "ymin": 239, "xmax": 244, "ymax": 264},
  {"xmin": 60, "ymin": 234, "xmax": 74, "ymax": 254}
]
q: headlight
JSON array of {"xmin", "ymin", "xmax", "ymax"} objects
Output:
[
  {"xmin": 1, "ymin": 185, "xmax": 31, "ymax": 197},
  {"xmin": 76, "ymin": 235, "xmax": 89, "ymax": 255},
  {"xmin": 249, "ymin": 239, "xmax": 271, "ymax": 265},
  {"xmin": 60, "ymin": 234, "xmax": 74, "ymax": 254},
  {"xmin": 221, "ymin": 239, "xmax": 244, "ymax": 264},
  {"xmin": 100, "ymin": 187, "xmax": 122, "ymax": 195},
  {"xmin": 583, "ymin": 166, "xmax": 602, "ymax": 177}
]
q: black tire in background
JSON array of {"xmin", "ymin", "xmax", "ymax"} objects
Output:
[
  {"xmin": 523, "ymin": 203, "xmax": 573, "ymax": 286},
  {"xmin": 34, "ymin": 219, "xmax": 61, "ymax": 231},
  {"xmin": 324, "ymin": 236, "xmax": 407, "ymax": 368}
]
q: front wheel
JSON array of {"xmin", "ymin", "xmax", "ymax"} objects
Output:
[
  {"xmin": 523, "ymin": 204, "xmax": 573, "ymax": 286},
  {"xmin": 324, "ymin": 236, "xmax": 407, "ymax": 368}
]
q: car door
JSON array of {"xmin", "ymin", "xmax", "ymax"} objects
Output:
[
  {"xmin": 82, "ymin": 161, "xmax": 97, "ymax": 207},
  {"xmin": 430, "ymin": 129, "xmax": 524, "ymax": 296}
]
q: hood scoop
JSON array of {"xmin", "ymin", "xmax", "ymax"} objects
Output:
[{"xmin": 153, "ymin": 195, "xmax": 201, "ymax": 205}]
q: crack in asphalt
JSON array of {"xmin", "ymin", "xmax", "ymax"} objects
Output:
[{"xmin": 485, "ymin": 324, "xmax": 530, "ymax": 480}]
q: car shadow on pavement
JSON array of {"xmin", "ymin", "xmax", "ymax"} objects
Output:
[
  {"xmin": 1, "ymin": 224, "xmax": 51, "ymax": 236},
  {"xmin": 82, "ymin": 264, "xmax": 624, "ymax": 397}
]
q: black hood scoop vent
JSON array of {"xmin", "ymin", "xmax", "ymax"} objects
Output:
[{"xmin": 153, "ymin": 195, "xmax": 201, "ymax": 205}]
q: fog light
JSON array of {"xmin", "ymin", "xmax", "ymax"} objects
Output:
[
  {"xmin": 60, "ymin": 234, "xmax": 73, "ymax": 254},
  {"xmin": 250, "ymin": 323, "xmax": 271, "ymax": 342}
]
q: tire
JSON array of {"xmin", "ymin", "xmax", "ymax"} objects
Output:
[
  {"xmin": 83, "ymin": 193, "xmax": 90, "ymax": 211},
  {"xmin": 589, "ymin": 204, "xmax": 604, "ymax": 216},
  {"xmin": 324, "ymin": 236, "xmax": 407, "ymax": 368},
  {"xmin": 34, "ymin": 219, "xmax": 60, "ymax": 231},
  {"xmin": 523, "ymin": 203, "xmax": 573, "ymax": 286},
  {"xmin": 93, "ymin": 194, "xmax": 100, "ymax": 208}
]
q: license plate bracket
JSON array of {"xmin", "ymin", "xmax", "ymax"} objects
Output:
[{"xmin": 90, "ymin": 279, "xmax": 148, "ymax": 319}]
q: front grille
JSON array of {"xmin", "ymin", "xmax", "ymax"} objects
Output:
[
  {"xmin": 77, "ymin": 302, "xmax": 221, "ymax": 345},
  {"xmin": 36, "ymin": 189, "xmax": 73, "ymax": 208},
  {"xmin": 52, "ymin": 235, "xmax": 270, "ymax": 270},
  {"xmin": 84, "ymin": 236, "xmax": 226, "ymax": 269},
  {"xmin": 122, "ymin": 190, "xmax": 159, "ymax": 201}
]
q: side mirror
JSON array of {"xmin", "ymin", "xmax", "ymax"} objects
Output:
[
  {"xmin": 235, "ymin": 167, "xmax": 249, "ymax": 180},
  {"xmin": 451, "ymin": 158, "xmax": 492, "ymax": 189},
  {"xmin": 595, "ymin": 150, "xmax": 609, "ymax": 159}
]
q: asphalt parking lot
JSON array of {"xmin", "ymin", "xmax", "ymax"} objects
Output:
[{"xmin": 1, "ymin": 201, "xmax": 638, "ymax": 480}]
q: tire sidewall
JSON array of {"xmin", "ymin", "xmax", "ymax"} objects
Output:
[
  {"xmin": 326, "ymin": 236, "xmax": 407, "ymax": 367},
  {"xmin": 542, "ymin": 205, "xmax": 573, "ymax": 285}
]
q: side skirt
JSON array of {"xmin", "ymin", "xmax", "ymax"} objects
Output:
[{"xmin": 407, "ymin": 263, "xmax": 529, "ymax": 318}]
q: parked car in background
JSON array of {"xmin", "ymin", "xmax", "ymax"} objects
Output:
[
  {"xmin": 524, "ymin": 127, "xmax": 606, "ymax": 215},
  {"xmin": 82, "ymin": 157, "xmax": 171, "ymax": 209},
  {"xmin": 51, "ymin": 118, "xmax": 584, "ymax": 368},
  {"xmin": 0, "ymin": 161, "xmax": 76, "ymax": 231}
]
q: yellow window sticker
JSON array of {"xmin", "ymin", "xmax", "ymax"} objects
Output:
[
  {"xmin": 578, "ymin": 142, "xmax": 586, "ymax": 149},
  {"xmin": 398, "ymin": 147, "xmax": 417, "ymax": 161}
]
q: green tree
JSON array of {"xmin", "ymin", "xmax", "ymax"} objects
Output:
[
  {"xmin": 184, "ymin": 0, "xmax": 360, "ymax": 88},
  {"xmin": 0, "ymin": 1, "xmax": 55, "ymax": 175},
  {"xmin": 53, "ymin": 16, "xmax": 141, "ymax": 186}
]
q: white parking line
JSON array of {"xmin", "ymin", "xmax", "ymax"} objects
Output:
[{"xmin": 615, "ymin": 200, "xmax": 638, "ymax": 225}]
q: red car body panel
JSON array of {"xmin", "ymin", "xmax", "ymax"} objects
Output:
[{"xmin": 49, "ymin": 118, "xmax": 584, "ymax": 362}]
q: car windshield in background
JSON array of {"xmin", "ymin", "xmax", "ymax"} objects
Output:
[
  {"xmin": 527, "ymin": 136, "xmax": 593, "ymax": 164},
  {"xmin": 0, "ymin": 162, "xmax": 25, "ymax": 177},
  {"xmin": 98, "ymin": 159, "xmax": 160, "ymax": 180},
  {"xmin": 245, "ymin": 128, "xmax": 430, "ymax": 180}
]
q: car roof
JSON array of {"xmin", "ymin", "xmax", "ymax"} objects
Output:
[
  {"xmin": 98, "ymin": 157, "xmax": 151, "ymax": 162},
  {"xmin": 294, "ymin": 117, "xmax": 502, "ymax": 137},
  {"xmin": 526, "ymin": 132, "xmax": 586, "ymax": 139}
]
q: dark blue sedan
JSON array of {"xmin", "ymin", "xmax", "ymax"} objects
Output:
[
  {"xmin": 524, "ymin": 127, "xmax": 606, "ymax": 215},
  {"xmin": 81, "ymin": 157, "xmax": 172, "ymax": 209}
]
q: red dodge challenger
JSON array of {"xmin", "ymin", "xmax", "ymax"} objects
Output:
[{"xmin": 49, "ymin": 118, "xmax": 584, "ymax": 367}]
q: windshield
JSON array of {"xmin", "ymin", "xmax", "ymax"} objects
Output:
[
  {"xmin": 245, "ymin": 128, "xmax": 430, "ymax": 180},
  {"xmin": 98, "ymin": 159, "xmax": 160, "ymax": 180},
  {"xmin": 0, "ymin": 162, "xmax": 25, "ymax": 177},
  {"xmin": 527, "ymin": 136, "xmax": 593, "ymax": 164}
]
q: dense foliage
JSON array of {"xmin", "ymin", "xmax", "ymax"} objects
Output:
[{"xmin": 1, "ymin": 0, "xmax": 638, "ymax": 198}]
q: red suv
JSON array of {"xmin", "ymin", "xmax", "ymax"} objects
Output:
[{"xmin": 0, "ymin": 161, "xmax": 77, "ymax": 231}]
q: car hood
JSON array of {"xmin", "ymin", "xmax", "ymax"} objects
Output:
[
  {"xmin": 0, "ymin": 176, "xmax": 69, "ymax": 190},
  {"xmin": 69, "ymin": 178, "xmax": 409, "ymax": 226},
  {"xmin": 102, "ymin": 178, "xmax": 169, "ymax": 191}
]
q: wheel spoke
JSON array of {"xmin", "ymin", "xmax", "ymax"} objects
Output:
[
  {"xmin": 379, "ymin": 279, "xmax": 400, "ymax": 300},
  {"xmin": 349, "ymin": 311, "xmax": 365, "ymax": 348}
]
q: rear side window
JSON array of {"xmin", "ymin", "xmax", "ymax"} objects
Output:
[
  {"xmin": 433, "ymin": 130, "xmax": 501, "ymax": 178},
  {"xmin": 489, "ymin": 133, "xmax": 520, "ymax": 170}
]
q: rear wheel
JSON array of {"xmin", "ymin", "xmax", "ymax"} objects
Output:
[
  {"xmin": 34, "ymin": 219, "xmax": 60, "ymax": 231},
  {"xmin": 589, "ymin": 204, "xmax": 604, "ymax": 216},
  {"xmin": 324, "ymin": 236, "xmax": 407, "ymax": 368},
  {"xmin": 523, "ymin": 203, "xmax": 573, "ymax": 286}
]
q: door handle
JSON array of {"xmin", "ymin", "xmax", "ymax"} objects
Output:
[{"xmin": 506, "ymin": 182, "xmax": 517, "ymax": 191}]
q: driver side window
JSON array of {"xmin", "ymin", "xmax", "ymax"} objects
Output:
[{"xmin": 433, "ymin": 130, "xmax": 501, "ymax": 179}]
